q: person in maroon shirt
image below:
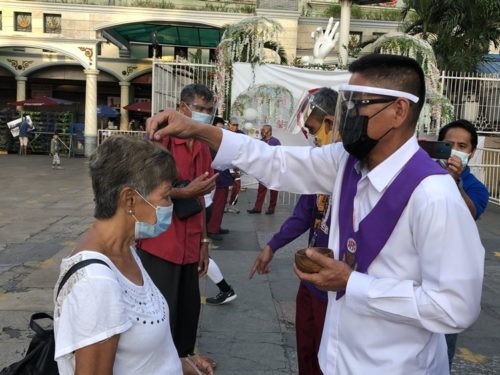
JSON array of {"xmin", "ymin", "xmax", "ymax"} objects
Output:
[
  {"xmin": 247, "ymin": 125, "xmax": 281, "ymax": 214},
  {"xmin": 137, "ymin": 84, "xmax": 217, "ymax": 367}
]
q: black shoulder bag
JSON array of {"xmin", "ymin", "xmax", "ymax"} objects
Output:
[
  {"xmin": 172, "ymin": 179, "xmax": 203, "ymax": 220},
  {"xmin": 166, "ymin": 137, "xmax": 203, "ymax": 220},
  {"xmin": 0, "ymin": 259, "xmax": 110, "ymax": 375}
]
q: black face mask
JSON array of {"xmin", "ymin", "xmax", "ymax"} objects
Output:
[
  {"xmin": 339, "ymin": 102, "xmax": 395, "ymax": 160},
  {"xmin": 340, "ymin": 114, "xmax": 377, "ymax": 160}
]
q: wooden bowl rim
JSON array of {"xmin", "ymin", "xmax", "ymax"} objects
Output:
[{"xmin": 296, "ymin": 247, "xmax": 333, "ymax": 256}]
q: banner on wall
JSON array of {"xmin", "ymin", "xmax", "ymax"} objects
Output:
[
  {"xmin": 231, "ymin": 63, "xmax": 351, "ymax": 104},
  {"xmin": 231, "ymin": 63, "xmax": 351, "ymax": 145}
]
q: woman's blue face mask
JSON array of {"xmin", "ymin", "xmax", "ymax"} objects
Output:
[{"xmin": 133, "ymin": 191, "xmax": 173, "ymax": 239}]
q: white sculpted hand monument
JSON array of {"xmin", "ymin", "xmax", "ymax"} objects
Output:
[{"xmin": 311, "ymin": 17, "xmax": 339, "ymax": 65}]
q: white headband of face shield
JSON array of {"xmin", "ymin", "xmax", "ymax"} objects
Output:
[{"xmin": 339, "ymin": 84, "xmax": 420, "ymax": 104}]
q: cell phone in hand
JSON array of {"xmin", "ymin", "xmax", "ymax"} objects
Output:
[
  {"xmin": 418, "ymin": 140, "xmax": 452, "ymax": 160},
  {"xmin": 438, "ymin": 159, "xmax": 448, "ymax": 169}
]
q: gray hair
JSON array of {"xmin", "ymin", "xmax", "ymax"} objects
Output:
[
  {"xmin": 311, "ymin": 87, "xmax": 338, "ymax": 119},
  {"xmin": 89, "ymin": 135, "xmax": 177, "ymax": 219}
]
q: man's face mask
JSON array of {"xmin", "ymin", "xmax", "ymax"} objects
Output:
[
  {"xmin": 304, "ymin": 120, "xmax": 333, "ymax": 147},
  {"xmin": 335, "ymin": 84, "xmax": 420, "ymax": 160},
  {"xmin": 183, "ymin": 101, "xmax": 216, "ymax": 125},
  {"xmin": 313, "ymin": 120, "xmax": 334, "ymax": 146},
  {"xmin": 191, "ymin": 111, "xmax": 213, "ymax": 124},
  {"xmin": 451, "ymin": 149, "xmax": 470, "ymax": 167}
]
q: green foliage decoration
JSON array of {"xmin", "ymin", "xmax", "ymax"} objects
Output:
[
  {"xmin": 402, "ymin": 0, "xmax": 500, "ymax": 72},
  {"xmin": 323, "ymin": 4, "xmax": 403, "ymax": 21},
  {"xmin": 372, "ymin": 33, "xmax": 454, "ymax": 133},
  {"xmin": 214, "ymin": 17, "xmax": 287, "ymax": 116}
]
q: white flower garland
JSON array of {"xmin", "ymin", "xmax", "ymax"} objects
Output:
[
  {"xmin": 214, "ymin": 17, "xmax": 283, "ymax": 116},
  {"xmin": 373, "ymin": 32, "xmax": 454, "ymax": 132}
]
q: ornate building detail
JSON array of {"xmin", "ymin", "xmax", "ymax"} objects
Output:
[
  {"xmin": 122, "ymin": 65, "xmax": 138, "ymax": 76},
  {"xmin": 78, "ymin": 47, "xmax": 94, "ymax": 64},
  {"xmin": 44, "ymin": 14, "xmax": 61, "ymax": 34},
  {"xmin": 7, "ymin": 59, "xmax": 34, "ymax": 70},
  {"xmin": 15, "ymin": 12, "xmax": 32, "ymax": 32}
]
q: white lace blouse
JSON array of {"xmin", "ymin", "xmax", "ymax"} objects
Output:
[{"xmin": 53, "ymin": 247, "xmax": 182, "ymax": 374}]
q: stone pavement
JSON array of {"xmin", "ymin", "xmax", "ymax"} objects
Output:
[{"xmin": 0, "ymin": 154, "xmax": 499, "ymax": 374}]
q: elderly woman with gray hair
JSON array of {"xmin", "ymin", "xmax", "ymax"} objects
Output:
[{"xmin": 53, "ymin": 136, "xmax": 214, "ymax": 375}]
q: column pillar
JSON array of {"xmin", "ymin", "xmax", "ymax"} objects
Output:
[
  {"xmin": 119, "ymin": 81, "xmax": 131, "ymax": 130},
  {"xmin": 339, "ymin": 0, "xmax": 352, "ymax": 68},
  {"xmin": 16, "ymin": 76, "xmax": 27, "ymax": 112},
  {"xmin": 84, "ymin": 69, "xmax": 99, "ymax": 157}
]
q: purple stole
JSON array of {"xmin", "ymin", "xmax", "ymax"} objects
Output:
[{"xmin": 337, "ymin": 148, "xmax": 448, "ymax": 299}]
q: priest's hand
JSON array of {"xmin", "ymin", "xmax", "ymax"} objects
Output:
[
  {"xmin": 146, "ymin": 109, "xmax": 196, "ymax": 141},
  {"xmin": 294, "ymin": 248, "xmax": 352, "ymax": 291}
]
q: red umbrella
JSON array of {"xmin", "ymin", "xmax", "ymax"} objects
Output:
[
  {"xmin": 8, "ymin": 96, "xmax": 74, "ymax": 106},
  {"xmin": 124, "ymin": 101, "xmax": 151, "ymax": 113}
]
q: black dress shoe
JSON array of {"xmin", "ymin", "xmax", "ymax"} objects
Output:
[
  {"xmin": 247, "ymin": 208, "xmax": 262, "ymax": 214},
  {"xmin": 219, "ymin": 228, "xmax": 230, "ymax": 234},
  {"xmin": 265, "ymin": 210, "xmax": 275, "ymax": 215},
  {"xmin": 208, "ymin": 232, "xmax": 223, "ymax": 241}
]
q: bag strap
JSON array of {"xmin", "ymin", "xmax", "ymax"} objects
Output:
[
  {"xmin": 29, "ymin": 312, "xmax": 54, "ymax": 336},
  {"xmin": 56, "ymin": 258, "xmax": 110, "ymax": 298},
  {"xmin": 27, "ymin": 260, "xmax": 110, "ymax": 337}
]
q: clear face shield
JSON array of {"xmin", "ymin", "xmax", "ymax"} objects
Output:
[
  {"xmin": 287, "ymin": 89, "xmax": 319, "ymax": 136},
  {"xmin": 287, "ymin": 89, "xmax": 337, "ymax": 146},
  {"xmin": 334, "ymin": 84, "xmax": 420, "ymax": 159}
]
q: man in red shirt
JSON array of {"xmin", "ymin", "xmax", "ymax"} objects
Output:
[{"xmin": 138, "ymin": 84, "xmax": 217, "ymax": 362}]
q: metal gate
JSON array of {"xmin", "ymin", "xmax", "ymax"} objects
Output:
[
  {"xmin": 152, "ymin": 61, "xmax": 217, "ymax": 116},
  {"xmin": 470, "ymin": 146, "xmax": 500, "ymax": 205},
  {"xmin": 440, "ymin": 71, "xmax": 500, "ymax": 132}
]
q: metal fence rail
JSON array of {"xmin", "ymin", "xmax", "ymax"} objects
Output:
[
  {"xmin": 97, "ymin": 129, "xmax": 146, "ymax": 146},
  {"xmin": 470, "ymin": 147, "xmax": 500, "ymax": 205},
  {"xmin": 440, "ymin": 71, "xmax": 500, "ymax": 132},
  {"xmin": 278, "ymin": 191, "xmax": 301, "ymax": 207}
]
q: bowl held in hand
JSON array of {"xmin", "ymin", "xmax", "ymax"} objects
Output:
[{"xmin": 295, "ymin": 247, "xmax": 333, "ymax": 273}]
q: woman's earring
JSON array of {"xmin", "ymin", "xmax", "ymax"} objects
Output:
[{"xmin": 128, "ymin": 209, "xmax": 133, "ymax": 215}]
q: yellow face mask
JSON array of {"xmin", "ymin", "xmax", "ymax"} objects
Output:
[
  {"xmin": 314, "ymin": 123, "xmax": 329, "ymax": 146},
  {"xmin": 314, "ymin": 119, "xmax": 335, "ymax": 146}
]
